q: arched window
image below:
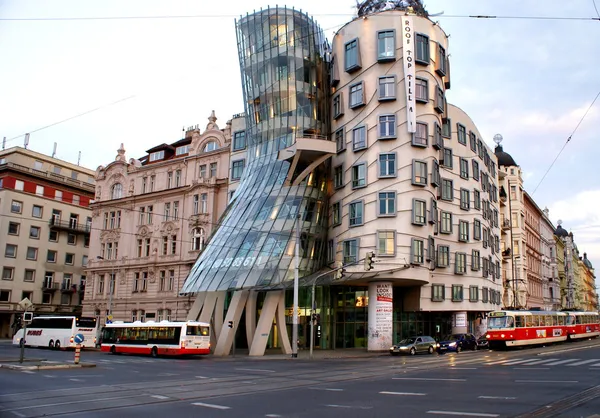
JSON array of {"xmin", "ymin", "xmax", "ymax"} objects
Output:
[
  {"xmin": 203, "ymin": 141, "xmax": 217, "ymax": 152},
  {"xmin": 111, "ymin": 183, "xmax": 123, "ymax": 199},
  {"xmin": 192, "ymin": 228, "xmax": 205, "ymax": 251}
]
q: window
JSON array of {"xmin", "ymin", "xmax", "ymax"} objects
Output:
[
  {"xmin": 11, "ymin": 200, "xmax": 22, "ymax": 213},
  {"xmin": 55, "ymin": 190, "xmax": 63, "ymax": 201},
  {"xmin": 378, "ymin": 192, "xmax": 396, "ymax": 216},
  {"xmin": 2, "ymin": 267, "xmax": 14, "ymax": 281},
  {"xmin": 49, "ymin": 230, "xmax": 58, "ymax": 242},
  {"xmin": 42, "ymin": 293, "xmax": 51, "ymax": 304},
  {"xmin": 67, "ymin": 233, "xmax": 76, "ymax": 245},
  {"xmin": 415, "ymin": 33, "xmax": 429, "ymax": 64},
  {"xmin": 379, "ymin": 153, "xmax": 396, "ymax": 178},
  {"xmin": 413, "ymin": 122, "xmax": 428, "ymax": 147},
  {"xmin": 35, "ymin": 185, "xmax": 44, "ymax": 196},
  {"xmin": 411, "ymin": 238, "xmax": 424, "ymax": 264},
  {"xmin": 149, "ymin": 151, "xmax": 164, "ymax": 162},
  {"xmin": 412, "ymin": 199, "xmax": 426, "ymax": 225},
  {"xmin": 5, "ymin": 244, "xmax": 17, "ymax": 258},
  {"xmin": 47, "ymin": 250, "xmax": 57, "ymax": 263},
  {"xmin": 377, "ymin": 231, "xmax": 395, "ymax": 256},
  {"xmin": 0, "ymin": 290, "xmax": 10, "ymax": 302},
  {"xmin": 167, "ymin": 172, "xmax": 173, "ymax": 188},
  {"xmin": 233, "ymin": 131, "xmax": 246, "ymax": 151},
  {"xmin": 437, "ymin": 246, "xmax": 450, "ymax": 267},
  {"xmin": 344, "ymin": 38, "xmax": 361, "ymax": 72},
  {"xmin": 334, "ymin": 165, "xmax": 344, "ymax": 189},
  {"xmin": 231, "ymin": 159, "xmax": 245, "ymax": 180},
  {"xmin": 429, "ymin": 198, "xmax": 438, "ymax": 225},
  {"xmin": 442, "ymin": 118, "xmax": 451, "ymax": 138},
  {"xmin": 474, "ymin": 189, "xmax": 481, "ymax": 210},
  {"xmin": 111, "ymin": 183, "xmax": 122, "ymax": 199},
  {"xmin": 431, "ymin": 284, "xmax": 445, "ymax": 302},
  {"xmin": 171, "ymin": 235, "xmax": 177, "ymax": 254},
  {"xmin": 162, "ymin": 236, "xmax": 168, "ymax": 255},
  {"xmin": 433, "ymin": 123, "xmax": 443, "ymax": 150},
  {"xmin": 200, "ymin": 194, "xmax": 208, "ymax": 213},
  {"xmin": 26, "ymin": 247, "xmax": 37, "ymax": 260},
  {"xmin": 349, "ymin": 201, "xmax": 364, "ymax": 226},
  {"xmin": 435, "ymin": 87, "xmax": 445, "ymax": 114},
  {"xmin": 378, "ymin": 76, "xmax": 396, "ymax": 100},
  {"xmin": 482, "ymin": 287, "xmax": 489, "ymax": 303},
  {"xmin": 175, "ymin": 170, "xmax": 182, "ymax": 187},
  {"xmin": 412, "ymin": 160, "xmax": 427, "ymax": 186},
  {"xmin": 377, "ymin": 30, "xmax": 395, "ymax": 61},
  {"xmin": 442, "ymin": 148, "xmax": 453, "ymax": 168},
  {"xmin": 333, "ymin": 93, "xmax": 344, "ymax": 119},
  {"xmin": 192, "ymin": 228, "xmax": 205, "ymax": 251},
  {"xmin": 431, "ymin": 159, "xmax": 440, "ymax": 187},
  {"xmin": 349, "ymin": 82, "xmax": 364, "ymax": 108},
  {"xmin": 210, "ymin": 162, "xmax": 217, "ymax": 177},
  {"xmin": 460, "ymin": 188, "xmax": 470, "ymax": 210},
  {"xmin": 176, "ymin": 145, "xmax": 189, "ymax": 156},
  {"xmin": 32, "ymin": 205, "xmax": 43, "ymax": 218},
  {"xmin": 65, "ymin": 253, "xmax": 74, "ymax": 265},
  {"xmin": 440, "ymin": 211, "xmax": 452, "ymax": 234},
  {"xmin": 472, "ymin": 160, "xmax": 480, "ymax": 181},
  {"xmin": 14, "ymin": 180, "xmax": 24, "ymax": 191},
  {"xmin": 335, "ymin": 128, "xmax": 345, "ymax": 152},
  {"xmin": 34, "ymin": 160, "xmax": 43, "ymax": 170},
  {"xmin": 473, "ymin": 219, "xmax": 481, "ymax": 240},
  {"xmin": 332, "ymin": 202, "xmax": 341, "ymax": 226},
  {"xmin": 459, "ymin": 158, "xmax": 469, "ymax": 179},
  {"xmin": 471, "ymin": 250, "xmax": 480, "ymax": 271},
  {"xmin": 24, "ymin": 270, "xmax": 35, "ymax": 282},
  {"xmin": 343, "ymin": 239, "xmax": 359, "ymax": 264},
  {"xmin": 455, "ymin": 253, "xmax": 467, "ymax": 274},
  {"xmin": 457, "ymin": 124, "xmax": 467, "ymax": 145},
  {"xmin": 351, "ymin": 163, "xmax": 366, "ymax": 188},
  {"xmin": 199, "ymin": 165, "xmax": 207, "ymax": 178},
  {"xmin": 469, "ymin": 132, "xmax": 477, "ymax": 152},
  {"xmin": 8, "ymin": 222, "xmax": 19, "ymax": 235},
  {"xmin": 378, "ymin": 115, "xmax": 396, "ymax": 139},
  {"xmin": 416, "ymin": 78, "xmax": 428, "ymax": 102},
  {"xmin": 440, "ymin": 179, "xmax": 453, "ymax": 201},
  {"xmin": 436, "ymin": 44, "xmax": 447, "ymax": 76},
  {"xmin": 204, "ymin": 141, "xmax": 217, "ymax": 152},
  {"xmin": 459, "ymin": 220, "xmax": 469, "ymax": 242},
  {"xmin": 352, "ymin": 126, "xmax": 367, "ymax": 151},
  {"xmin": 452, "ymin": 285, "xmax": 464, "ymax": 301},
  {"xmin": 82, "ymin": 255, "xmax": 88, "ymax": 266}
]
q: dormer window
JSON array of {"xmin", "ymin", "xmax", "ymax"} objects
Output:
[
  {"xmin": 149, "ymin": 151, "xmax": 164, "ymax": 162},
  {"xmin": 175, "ymin": 145, "xmax": 189, "ymax": 156},
  {"xmin": 203, "ymin": 142, "xmax": 217, "ymax": 152}
]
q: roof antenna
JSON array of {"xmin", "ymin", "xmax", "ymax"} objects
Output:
[{"xmin": 52, "ymin": 142, "xmax": 57, "ymax": 158}]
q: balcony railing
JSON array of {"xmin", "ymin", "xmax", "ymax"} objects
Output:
[
  {"xmin": 501, "ymin": 219, "xmax": 511, "ymax": 230},
  {"xmin": 61, "ymin": 283, "xmax": 77, "ymax": 293},
  {"xmin": 42, "ymin": 281, "xmax": 59, "ymax": 291},
  {"xmin": 0, "ymin": 161, "xmax": 94, "ymax": 192},
  {"xmin": 48, "ymin": 218, "xmax": 91, "ymax": 235}
]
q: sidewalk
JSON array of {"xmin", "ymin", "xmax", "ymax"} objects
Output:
[{"xmin": 220, "ymin": 348, "xmax": 389, "ymax": 361}]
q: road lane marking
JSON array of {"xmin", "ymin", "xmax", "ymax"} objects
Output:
[
  {"xmin": 449, "ymin": 367, "xmax": 477, "ymax": 370},
  {"xmin": 21, "ymin": 371, "xmax": 35, "ymax": 374},
  {"xmin": 151, "ymin": 395, "xmax": 170, "ymax": 400},
  {"xmin": 195, "ymin": 376, "xmax": 209, "ymax": 379},
  {"xmin": 566, "ymin": 359, "xmax": 600, "ymax": 366},
  {"xmin": 157, "ymin": 373, "xmax": 178, "ymax": 376},
  {"xmin": 235, "ymin": 368, "xmax": 275, "ymax": 373},
  {"xmin": 515, "ymin": 380, "xmax": 578, "ymax": 383},
  {"xmin": 543, "ymin": 359, "xmax": 580, "ymax": 366},
  {"xmin": 309, "ymin": 388, "xmax": 343, "ymax": 392},
  {"xmin": 380, "ymin": 391, "xmax": 426, "ymax": 396},
  {"xmin": 502, "ymin": 359, "xmax": 552, "ymax": 366},
  {"xmin": 10, "ymin": 411, "xmax": 26, "ymax": 417},
  {"xmin": 393, "ymin": 377, "xmax": 466, "ymax": 382},
  {"xmin": 427, "ymin": 411, "xmax": 499, "ymax": 417},
  {"xmin": 69, "ymin": 379, "xmax": 83, "ymax": 382},
  {"xmin": 42, "ymin": 375, "xmax": 56, "ymax": 378},
  {"xmin": 325, "ymin": 405, "xmax": 372, "ymax": 409},
  {"xmin": 3, "ymin": 394, "xmax": 147, "ymax": 411},
  {"xmin": 191, "ymin": 402, "xmax": 231, "ymax": 410},
  {"xmin": 478, "ymin": 396, "xmax": 517, "ymax": 400},
  {"xmin": 513, "ymin": 368, "xmax": 549, "ymax": 370},
  {"xmin": 538, "ymin": 344, "xmax": 600, "ymax": 355},
  {"xmin": 518, "ymin": 359, "xmax": 562, "ymax": 365},
  {"xmin": 484, "ymin": 358, "xmax": 522, "ymax": 365},
  {"xmin": 265, "ymin": 415, "xmax": 281, "ymax": 417}
]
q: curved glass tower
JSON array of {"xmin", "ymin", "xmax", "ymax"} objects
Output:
[{"xmin": 181, "ymin": 7, "xmax": 332, "ymax": 293}]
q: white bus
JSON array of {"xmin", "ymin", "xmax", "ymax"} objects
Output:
[
  {"xmin": 100, "ymin": 320, "xmax": 211, "ymax": 357},
  {"xmin": 13, "ymin": 316, "xmax": 98, "ymax": 349}
]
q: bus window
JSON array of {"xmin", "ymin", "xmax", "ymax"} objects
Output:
[{"xmin": 186, "ymin": 326, "xmax": 209, "ymax": 336}]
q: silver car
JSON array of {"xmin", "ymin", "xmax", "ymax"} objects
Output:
[{"xmin": 389, "ymin": 336, "xmax": 438, "ymax": 356}]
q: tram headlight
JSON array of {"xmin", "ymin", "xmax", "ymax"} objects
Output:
[{"xmin": 500, "ymin": 334, "xmax": 505, "ymax": 338}]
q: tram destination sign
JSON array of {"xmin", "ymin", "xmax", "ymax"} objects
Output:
[{"xmin": 488, "ymin": 311, "xmax": 507, "ymax": 317}]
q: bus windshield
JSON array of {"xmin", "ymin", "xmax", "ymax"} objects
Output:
[
  {"xmin": 186, "ymin": 326, "xmax": 210, "ymax": 336},
  {"xmin": 76, "ymin": 318, "xmax": 97, "ymax": 328}
]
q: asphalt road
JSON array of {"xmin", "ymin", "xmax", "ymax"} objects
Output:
[{"xmin": 2, "ymin": 340, "xmax": 600, "ymax": 417}]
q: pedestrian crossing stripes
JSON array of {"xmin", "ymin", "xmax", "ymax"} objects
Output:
[{"xmin": 484, "ymin": 358, "xmax": 600, "ymax": 368}]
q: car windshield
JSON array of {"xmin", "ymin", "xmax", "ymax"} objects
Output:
[
  {"xmin": 399, "ymin": 338, "xmax": 416, "ymax": 345},
  {"xmin": 443, "ymin": 334, "xmax": 460, "ymax": 341}
]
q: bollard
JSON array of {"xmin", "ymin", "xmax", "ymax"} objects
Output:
[{"xmin": 74, "ymin": 343, "xmax": 81, "ymax": 364}]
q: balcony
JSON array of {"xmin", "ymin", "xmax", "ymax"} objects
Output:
[
  {"xmin": 277, "ymin": 133, "xmax": 336, "ymax": 162},
  {"xmin": 61, "ymin": 283, "xmax": 77, "ymax": 294},
  {"xmin": 42, "ymin": 281, "xmax": 59, "ymax": 292},
  {"xmin": 501, "ymin": 219, "xmax": 511, "ymax": 231},
  {"xmin": 0, "ymin": 161, "xmax": 94, "ymax": 192},
  {"xmin": 48, "ymin": 218, "xmax": 91, "ymax": 235}
]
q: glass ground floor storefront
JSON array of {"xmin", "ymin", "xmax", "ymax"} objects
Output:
[{"xmin": 229, "ymin": 285, "xmax": 487, "ymax": 351}]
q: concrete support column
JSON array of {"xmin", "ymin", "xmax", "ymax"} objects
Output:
[
  {"xmin": 186, "ymin": 292, "xmax": 206, "ymax": 321},
  {"xmin": 249, "ymin": 290, "xmax": 281, "ymax": 356},
  {"xmin": 452, "ymin": 311, "xmax": 468, "ymax": 334},
  {"xmin": 245, "ymin": 291, "xmax": 258, "ymax": 351},
  {"xmin": 213, "ymin": 290, "xmax": 249, "ymax": 356},
  {"xmin": 367, "ymin": 282, "xmax": 393, "ymax": 351}
]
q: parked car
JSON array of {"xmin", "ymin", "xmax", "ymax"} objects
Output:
[
  {"xmin": 390, "ymin": 336, "xmax": 438, "ymax": 356},
  {"xmin": 476, "ymin": 335, "xmax": 489, "ymax": 350},
  {"xmin": 437, "ymin": 333, "xmax": 477, "ymax": 353}
]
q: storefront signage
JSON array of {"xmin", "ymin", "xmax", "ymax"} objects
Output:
[
  {"xmin": 368, "ymin": 282, "xmax": 393, "ymax": 351},
  {"xmin": 402, "ymin": 16, "xmax": 416, "ymax": 133},
  {"xmin": 454, "ymin": 312, "xmax": 467, "ymax": 327}
]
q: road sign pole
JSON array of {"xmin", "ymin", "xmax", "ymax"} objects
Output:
[{"xmin": 19, "ymin": 316, "xmax": 27, "ymax": 364}]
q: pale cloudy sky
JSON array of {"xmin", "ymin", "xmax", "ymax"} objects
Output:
[{"xmin": 1, "ymin": 0, "xmax": 598, "ymax": 270}]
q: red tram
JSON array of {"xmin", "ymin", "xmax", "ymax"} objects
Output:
[{"xmin": 486, "ymin": 310, "xmax": 600, "ymax": 349}]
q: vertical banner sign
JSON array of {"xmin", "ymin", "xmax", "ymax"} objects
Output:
[
  {"xmin": 368, "ymin": 282, "xmax": 393, "ymax": 351},
  {"xmin": 402, "ymin": 16, "xmax": 416, "ymax": 133}
]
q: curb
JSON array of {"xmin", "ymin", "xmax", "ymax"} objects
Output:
[{"xmin": 0, "ymin": 363, "xmax": 96, "ymax": 371}]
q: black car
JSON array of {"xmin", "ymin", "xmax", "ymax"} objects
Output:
[
  {"xmin": 476, "ymin": 335, "xmax": 489, "ymax": 350},
  {"xmin": 437, "ymin": 333, "xmax": 477, "ymax": 353}
]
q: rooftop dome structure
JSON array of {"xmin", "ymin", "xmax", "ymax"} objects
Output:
[
  {"xmin": 583, "ymin": 253, "xmax": 593, "ymax": 269},
  {"xmin": 554, "ymin": 220, "xmax": 569, "ymax": 238}
]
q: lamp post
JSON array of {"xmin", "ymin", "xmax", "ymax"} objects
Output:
[{"xmin": 292, "ymin": 214, "xmax": 300, "ymax": 358}]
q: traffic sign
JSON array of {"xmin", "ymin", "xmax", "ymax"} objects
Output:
[
  {"xmin": 18, "ymin": 298, "xmax": 33, "ymax": 310},
  {"xmin": 107, "ymin": 315, "xmax": 113, "ymax": 320},
  {"xmin": 74, "ymin": 334, "xmax": 85, "ymax": 344}
]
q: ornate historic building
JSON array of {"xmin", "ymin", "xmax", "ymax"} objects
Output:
[
  {"xmin": 82, "ymin": 113, "xmax": 238, "ymax": 324},
  {"xmin": 0, "ymin": 147, "xmax": 95, "ymax": 337}
]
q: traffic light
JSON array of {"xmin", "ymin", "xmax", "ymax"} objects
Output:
[
  {"xmin": 335, "ymin": 263, "xmax": 346, "ymax": 280},
  {"xmin": 228, "ymin": 320, "xmax": 234, "ymax": 329},
  {"xmin": 364, "ymin": 251, "xmax": 375, "ymax": 271}
]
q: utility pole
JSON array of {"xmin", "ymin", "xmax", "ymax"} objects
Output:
[{"xmin": 292, "ymin": 214, "xmax": 300, "ymax": 358}]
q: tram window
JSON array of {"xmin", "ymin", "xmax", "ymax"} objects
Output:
[
  {"xmin": 557, "ymin": 316, "xmax": 565, "ymax": 326},
  {"xmin": 545, "ymin": 315, "xmax": 553, "ymax": 326},
  {"xmin": 512, "ymin": 316, "xmax": 521, "ymax": 328},
  {"xmin": 525, "ymin": 316, "xmax": 533, "ymax": 327},
  {"xmin": 567, "ymin": 315, "xmax": 575, "ymax": 325}
]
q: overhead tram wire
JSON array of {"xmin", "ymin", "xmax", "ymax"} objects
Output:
[{"xmin": 531, "ymin": 90, "xmax": 600, "ymax": 196}]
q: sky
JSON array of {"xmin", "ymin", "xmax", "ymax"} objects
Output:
[{"xmin": 1, "ymin": 0, "xmax": 599, "ymax": 273}]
